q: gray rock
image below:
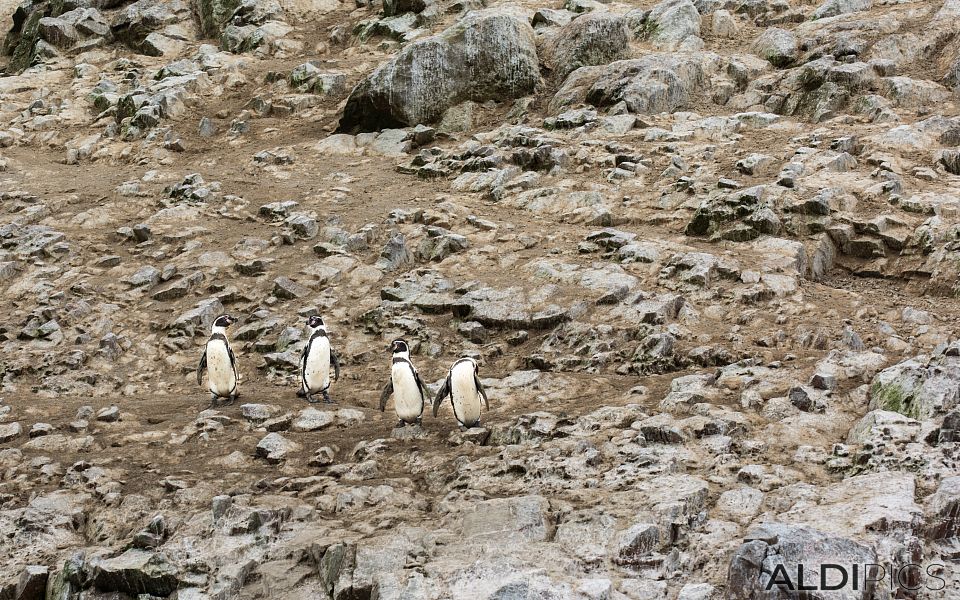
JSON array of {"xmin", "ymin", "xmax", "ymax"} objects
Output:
[
  {"xmin": 241, "ymin": 404, "xmax": 279, "ymax": 421},
  {"xmin": 678, "ymin": 583, "xmax": 715, "ymax": 600},
  {"xmin": 111, "ymin": 0, "xmax": 189, "ymax": 54},
  {"xmin": 615, "ymin": 523, "xmax": 660, "ymax": 564},
  {"xmin": 125, "ymin": 266, "xmax": 161, "ymax": 288},
  {"xmin": 197, "ymin": 0, "xmax": 242, "ymax": 37},
  {"xmin": 273, "ymin": 277, "xmax": 312, "ymax": 300},
  {"xmin": 375, "ymin": 233, "xmax": 413, "ymax": 271},
  {"xmin": 290, "ymin": 408, "xmax": 335, "ymax": 432},
  {"xmin": 339, "ymin": 10, "xmax": 540, "ymax": 131},
  {"xmin": 551, "ymin": 54, "xmax": 705, "ymax": 115},
  {"xmin": 0, "ymin": 422, "xmax": 22, "ymax": 443},
  {"xmin": 28, "ymin": 423, "xmax": 54, "ymax": 438},
  {"xmin": 813, "ymin": 0, "xmax": 871, "ymax": 19},
  {"xmin": 751, "ymin": 27, "xmax": 797, "ymax": 68},
  {"xmin": 869, "ymin": 348, "xmax": 960, "ymax": 419},
  {"xmin": 542, "ymin": 13, "xmax": 630, "ymax": 81},
  {"xmin": 256, "ymin": 432, "xmax": 300, "ymax": 462},
  {"xmin": 15, "ymin": 565, "xmax": 48, "ymax": 600},
  {"xmin": 925, "ymin": 476, "xmax": 960, "ymax": 540},
  {"xmin": 638, "ymin": 0, "xmax": 701, "ymax": 49},
  {"xmin": 461, "ymin": 495, "xmax": 554, "ymax": 541},
  {"xmin": 89, "ymin": 550, "xmax": 182, "ymax": 597},
  {"xmin": 727, "ymin": 524, "xmax": 877, "ymax": 599},
  {"xmin": 96, "ymin": 405, "xmax": 120, "ymax": 422}
]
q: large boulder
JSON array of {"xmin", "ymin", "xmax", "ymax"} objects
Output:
[
  {"xmin": 550, "ymin": 54, "xmax": 706, "ymax": 115},
  {"xmin": 2, "ymin": 0, "xmax": 45, "ymax": 72},
  {"xmin": 630, "ymin": 0, "xmax": 701, "ymax": 49},
  {"xmin": 541, "ymin": 12, "xmax": 630, "ymax": 81},
  {"xmin": 727, "ymin": 524, "xmax": 878, "ymax": 599},
  {"xmin": 111, "ymin": 0, "xmax": 191, "ymax": 54},
  {"xmin": 89, "ymin": 550, "xmax": 182, "ymax": 597},
  {"xmin": 197, "ymin": 0, "xmax": 243, "ymax": 37},
  {"xmin": 750, "ymin": 27, "xmax": 797, "ymax": 68},
  {"xmin": 869, "ymin": 345, "xmax": 960, "ymax": 420},
  {"xmin": 338, "ymin": 10, "xmax": 540, "ymax": 132}
]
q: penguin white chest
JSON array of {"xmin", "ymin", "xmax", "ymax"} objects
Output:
[
  {"xmin": 450, "ymin": 361, "xmax": 481, "ymax": 426},
  {"xmin": 304, "ymin": 337, "xmax": 331, "ymax": 393},
  {"xmin": 206, "ymin": 339, "xmax": 236, "ymax": 397},
  {"xmin": 391, "ymin": 363, "xmax": 423, "ymax": 422}
]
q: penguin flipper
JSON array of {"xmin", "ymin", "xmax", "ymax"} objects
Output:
[
  {"xmin": 413, "ymin": 369, "xmax": 429, "ymax": 403},
  {"xmin": 474, "ymin": 373, "xmax": 489, "ymax": 410},
  {"xmin": 197, "ymin": 350, "xmax": 207, "ymax": 386},
  {"xmin": 331, "ymin": 350, "xmax": 341, "ymax": 382},
  {"xmin": 227, "ymin": 344, "xmax": 239, "ymax": 382},
  {"xmin": 432, "ymin": 375, "xmax": 451, "ymax": 417},
  {"xmin": 379, "ymin": 380, "xmax": 393, "ymax": 412},
  {"xmin": 299, "ymin": 342, "xmax": 309, "ymax": 392}
]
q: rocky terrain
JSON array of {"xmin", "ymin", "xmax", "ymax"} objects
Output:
[{"xmin": 1, "ymin": 0, "xmax": 960, "ymax": 597}]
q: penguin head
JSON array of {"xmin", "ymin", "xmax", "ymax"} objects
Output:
[
  {"xmin": 390, "ymin": 339, "xmax": 409, "ymax": 356},
  {"xmin": 307, "ymin": 315, "xmax": 326, "ymax": 330},
  {"xmin": 458, "ymin": 357, "xmax": 480, "ymax": 373},
  {"xmin": 212, "ymin": 314, "xmax": 238, "ymax": 331}
]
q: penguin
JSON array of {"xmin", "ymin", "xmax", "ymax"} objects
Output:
[
  {"xmin": 298, "ymin": 315, "xmax": 340, "ymax": 404},
  {"xmin": 197, "ymin": 314, "xmax": 240, "ymax": 405},
  {"xmin": 379, "ymin": 339, "xmax": 429, "ymax": 426},
  {"xmin": 432, "ymin": 357, "xmax": 489, "ymax": 429}
]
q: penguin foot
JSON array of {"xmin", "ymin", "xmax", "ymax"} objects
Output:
[
  {"xmin": 322, "ymin": 391, "xmax": 335, "ymax": 404},
  {"xmin": 223, "ymin": 395, "xmax": 236, "ymax": 406},
  {"xmin": 396, "ymin": 419, "xmax": 406, "ymax": 428},
  {"xmin": 296, "ymin": 388, "xmax": 306, "ymax": 398},
  {"xmin": 415, "ymin": 417, "xmax": 423, "ymax": 427},
  {"xmin": 305, "ymin": 393, "xmax": 319, "ymax": 404}
]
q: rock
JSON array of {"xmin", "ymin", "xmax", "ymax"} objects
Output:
[
  {"xmin": 241, "ymin": 404, "xmax": 279, "ymax": 421},
  {"xmin": 28, "ymin": 423, "xmax": 54, "ymax": 438},
  {"xmin": 15, "ymin": 565, "xmax": 48, "ymax": 600},
  {"xmin": 751, "ymin": 27, "xmax": 797, "ymax": 68},
  {"xmin": 339, "ymin": 10, "xmax": 540, "ymax": 131},
  {"xmin": 96, "ymin": 405, "xmax": 121, "ymax": 422},
  {"xmin": 632, "ymin": 0, "xmax": 701, "ymax": 50},
  {"xmin": 197, "ymin": 0, "xmax": 243, "ymax": 37},
  {"xmin": 111, "ymin": 0, "xmax": 190, "ymax": 54},
  {"xmin": 541, "ymin": 13, "xmax": 630, "ymax": 81},
  {"xmin": 727, "ymin": 524, "xmax": 877, "ymax": 599},
  {"xmin": 89, "ymin": 550, "xmax": 182, "ymax": 597},
  {"xmin": 551, "ymin": 54, "xmax": 705, "ymax": 115},
  {"xmin": 256, "ymin": 432, "xmax": 300, "ymax": 462},
  {"xmin": 711, "ymin": 9, "xmax": 737, "ymax": 37},
  {"xmin": 290, "ymin": 408, "xmax": 335, "ymax": 432},
  {"xmin": 615, "ymin": 523, "xmax": 660, "ymax": 564},
  {"xmin": 0, "ymin": 422, "xmax": 22, "ymax": 443},
  {"xmin": 461, "ymin": 495, "xmax": 554, "ymax": 541},
  {"xmin": 273, "ymin": 276, "xmax": 311, "ymax": 299},
  {"xmin": 813, "ymin": 0, "xmax": 871, "ymax": 19},
  {"xmin": 678, "ymin": 583, "xmax": 715, "ymax": 600},
  {"xmin": 870, "ymin": 348, "xmax": 960, "ymax": 419},
  {"xmin": 925, "ymin": 476, "xmax": 960, "ymax": 540},
  {"xmin": 376, "ymin": 233, "xmax": 413, "ymax": 271}
]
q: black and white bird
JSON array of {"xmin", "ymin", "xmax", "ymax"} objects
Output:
[
  {"xmin": 298, "ymin": 315, "xmax": 340, "ymax": 404},
  {"xmin": 432, "ymin": 357, "xmax": 489, "ymax": 429},
  {"xmin": 379, "ymin": 339, "xmax": 429, "ymax": 426},
  {"xmin": 197, "ymin": 314, "xmax": 240, "ymax": 405}
]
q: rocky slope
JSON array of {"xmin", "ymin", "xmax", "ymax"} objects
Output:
[{"xmin": 1, "ymin": 0, "xmax": 960, "ymax": 597}]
